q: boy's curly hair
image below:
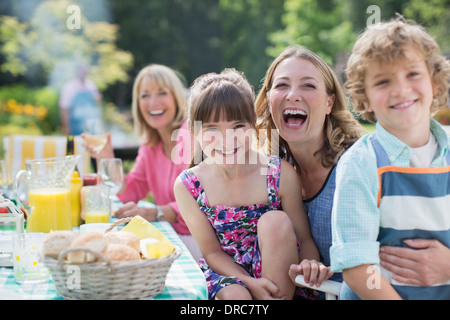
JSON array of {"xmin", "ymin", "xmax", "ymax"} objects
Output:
[{"xmin": 345, "ymin": 17, "xmax": 450, "ymax": 123}]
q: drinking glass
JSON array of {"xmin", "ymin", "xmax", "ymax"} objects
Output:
[
  {"xmin": 83, "ymin": 118, "xmax": 108, "ymax": 153},
  {"xmin": 0, "ymin": 160, "xmax": 8, "ymax": 196},
  {"xmin": 83, "ymin": 185, "xmax": 110, "ymax": 223},
  {"xmin": 98, "ymin": 158, "xmax": 123, "ymax": 199},
  {"xmin": 12, "ymin": 233, "xmax": 50, "ymax": 284}
]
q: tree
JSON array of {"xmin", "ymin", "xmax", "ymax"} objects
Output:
[
  {"xmin": 0, "ymin": 0, "xmax": 133, "ymax": 91},
  {"xmin": 218, "ymin": 0, "xmax": 285, "ymax": 88},
  {"xmin": 109, "ymin": 0, "xmax": 284, "ymax": 99},
  {"xmin": 404, "ymin": 0, "xmax": 450, "ymax": 52},
  {"xmin": 268, "ymin": 0, "xmax": 357, "ymax": 66}
]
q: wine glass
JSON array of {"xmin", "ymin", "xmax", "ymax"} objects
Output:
[
  {"xmin": 0, "ymin": 160, "xmax": 9, "ymax": 197},
  {"xmin": 83, "ymin": 118, "xmax": 108, "ymax": 154},
  {"xmin": 98, "ymin": 158, "xmax": 123, "ymax": 201}
]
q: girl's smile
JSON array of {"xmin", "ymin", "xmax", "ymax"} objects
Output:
[{"xmin": 198, "ymin": 119, "xmax": 254, "ymax": 166}]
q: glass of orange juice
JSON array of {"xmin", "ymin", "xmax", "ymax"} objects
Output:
[{"xmin": 83, "ymin": 185, "xmax": 110, "ymax": 224}]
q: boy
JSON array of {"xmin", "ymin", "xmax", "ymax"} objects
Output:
[{"xmin": 330, "ymin": 18, "xmax": 450, "ymax": 299}]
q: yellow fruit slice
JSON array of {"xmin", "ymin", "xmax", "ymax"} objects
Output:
[
  {"xmin": 143, "ymin": 241, "xmax": 175, "ymax": 259},
  {"xmin": 140, "ymin": 237, "xmax": 159, "ymax": 257},
  {"xmin": 121, "ymin": 215, "xmax": 168, "ymax": 242}
]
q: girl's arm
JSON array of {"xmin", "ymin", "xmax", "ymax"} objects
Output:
[
  {"xmin": 278, "ymin": 160, "xmax": 319, "ymax": 260},
  {"xmin": 343, "ymin": 264, "xmax": 402, "ymax": 300},
  {"xmin": 278, "ymin": 160, "xmax": 332, "ymax": 286}
]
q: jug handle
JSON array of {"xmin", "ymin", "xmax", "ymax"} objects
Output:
[{"xmin": 13, "ymin": 169, "xmax": 30, "ymax": 211}]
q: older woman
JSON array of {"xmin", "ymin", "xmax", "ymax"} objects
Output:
[
  {"xmin": 84, "ymin": 64, "xmax": 201, "ymax": 261},
  {"xmin": 255, "ymin": 45, "xmax": 365, "ymax": 290}
]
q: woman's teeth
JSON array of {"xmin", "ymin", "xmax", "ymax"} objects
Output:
[
  {"xmin": 283, "ymin": 109, "xmax": 307, "ymax": 127},
  {"xmin": 150, "ymin": 110, "xmax": 165, "ymax": 116},
  {"xmin": 283, "ymin": 109, "xmax": 307, "ymax": 116}
]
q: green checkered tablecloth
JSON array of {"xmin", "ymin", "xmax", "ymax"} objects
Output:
[{"xmin": 0, "ymin": 221, "xmax": 207, "ymax": 300}]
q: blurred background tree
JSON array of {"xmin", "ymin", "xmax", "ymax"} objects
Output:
[
  {"xmin": 404, "ymin": 0, "xmax": 450, "ymax": 52},
  {"xmin": 0, "ymin": 0, "xmax": 448, "ymax": 142},
  {"xmin": 268, "ymin": 0, "xmax": 357, "ymax": 66},
  {"xmin": 0, "ymin": 0, "xmax": 133, "ymax": 92}
]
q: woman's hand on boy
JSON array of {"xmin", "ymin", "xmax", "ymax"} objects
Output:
[
  {"xmin": 289, "ymin": 259, "xmax": 333, "ymax": 288},
  {"xmin": 380, "ymin": 239, "xmax": 450, "ymax": 286}
]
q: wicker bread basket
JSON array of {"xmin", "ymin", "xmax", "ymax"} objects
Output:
[{"xmin": 43, "ymin": 218, "xmax": 181, "ymax": 300}]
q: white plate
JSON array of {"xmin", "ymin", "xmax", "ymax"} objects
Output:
[
  {"xmin": 0, "ymin": 234, "xmax": 12, "ymax": 252},
  {"xmin": 0, "ymin": 289, "xmax": 24, "ymax": 300}
]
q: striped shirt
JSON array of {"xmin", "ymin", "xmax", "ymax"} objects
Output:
[{"xmin": 330, "ymin": 118, "xmax": 450, "ymax": 273}]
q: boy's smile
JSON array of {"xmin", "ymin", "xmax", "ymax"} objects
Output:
[
  {"xmin": 389, "ymin": 99, "xmax": 417, "ymax": 110},
  {"xmin": 363, "ymin": 47, "xmax": 434, "ymax": 147}
]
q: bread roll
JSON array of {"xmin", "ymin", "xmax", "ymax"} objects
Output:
[
  {"xmin": 68, "ymin": 232, "xmax": 107, "ymax": 264},
  {"xmin": 103, "ymin": 243, "xmax": 141, "ymax": 261},
  {"xmin": 104, "ymin": 231, "xmax": 140, "ymax": 253},
  {"xmin": 42, "ymin": 230, "xmax": 79, "ymax": 259}
]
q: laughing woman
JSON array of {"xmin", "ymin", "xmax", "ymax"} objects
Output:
[
  {"xmin": 255, "ymin": 46, "xmax": 365, "ymax": 297},
  {"xmin": 83, "ymin": 64, "xmax": 201, "ymax": 261}
]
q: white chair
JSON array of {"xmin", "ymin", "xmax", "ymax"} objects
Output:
[
  {"xmin": 2, "ymin": 135, "xmax": 91, "ymax": 180},
  {"xmin": 295, "ymin": 275, "xmax": 342, "ymax": 300}
]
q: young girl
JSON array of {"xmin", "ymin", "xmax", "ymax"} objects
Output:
[{"xmin": 174, "ymin": 68, "xmax": 330, "ymax": 300}]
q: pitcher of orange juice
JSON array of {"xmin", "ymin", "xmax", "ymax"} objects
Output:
[{"xmin": 14, "ymin": 155, "xmax": 80, "ymax": 233}]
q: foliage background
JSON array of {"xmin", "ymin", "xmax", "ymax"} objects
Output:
[{"xmin": 0, "ymin": 0, "xmax": 448, "ymax": 153}]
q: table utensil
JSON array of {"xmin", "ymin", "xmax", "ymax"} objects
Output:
[{"xmin": 98, "ymin": 158, "xmax": 123, "ymax": 198}]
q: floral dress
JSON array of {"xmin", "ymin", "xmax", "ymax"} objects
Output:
[{"xmin": 179, "ymin": 156, "xmax": 282, "ymax": 299}]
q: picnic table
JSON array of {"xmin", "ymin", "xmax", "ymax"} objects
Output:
[{"xmin": 0, "ymin": 220, "xmax": 207, "ymax": 300}]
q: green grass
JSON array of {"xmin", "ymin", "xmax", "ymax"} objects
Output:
[{"xmin": 361, "ymin": 123, "xmax": 375, "ymax": 133}]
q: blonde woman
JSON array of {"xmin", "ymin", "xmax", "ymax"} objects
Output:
[
  {"xmin": 84, "ymin": 64, "xmax": 201, "ymax": 260},
  {"xmin": 255, "ymin": 45, "xmax": 365, "ymax": 297}
]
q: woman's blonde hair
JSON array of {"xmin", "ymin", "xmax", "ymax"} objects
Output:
[
  {"xmin": 132, "ymin": 64, "xmax": 187, "ymax": 145},
  {"xmin": 255, "ymin": 45, "xmax": 365, "ymax": 170},
  {"xmin": 345, "ymin": 17, "xmax": 450, "ymax": 123},
  {"xmin": 187, "ymin": 68, "xmax": 256, "ymax": 166}
]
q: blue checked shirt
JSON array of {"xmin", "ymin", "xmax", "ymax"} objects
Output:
[{"xmin": 330, "ymin": 118, "xmax": 450, "ymax": 273}]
